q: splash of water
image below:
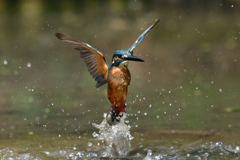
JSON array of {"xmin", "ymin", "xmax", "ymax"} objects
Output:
[
  {"xmin": 92, "ymin": 113, "xmax": 133, "ymax": 157},
  {"xmin": 143, "ymin": 150, "xmax": 153, "ymax": 160}
]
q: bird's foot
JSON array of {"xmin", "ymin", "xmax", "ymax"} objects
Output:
[{"xmin": 111, "ymin": 107, "xmax": 119, "ymax": 122}]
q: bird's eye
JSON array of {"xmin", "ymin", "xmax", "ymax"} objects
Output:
[{"xmin": 118, "ymin": 54, "xmax": 122, "ymax": 58}]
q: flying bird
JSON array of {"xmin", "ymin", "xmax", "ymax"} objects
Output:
[{"xmin": 55, "ymin": 19, "xmax": 159, "ymax": 122}]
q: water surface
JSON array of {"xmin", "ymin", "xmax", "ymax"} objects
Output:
[{"xmin": 1, "ymin": 1, "xmax": 240, "ymax": 159}]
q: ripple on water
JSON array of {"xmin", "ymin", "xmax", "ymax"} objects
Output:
[
  {"xmin": 0, "ymin": 117, "xmax": 240, "ymax": 160},
  {"xmin": 0, "ymin": 140, "xmax": 240, "ymax": 159}
]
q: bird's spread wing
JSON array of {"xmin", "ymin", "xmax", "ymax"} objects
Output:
[
  {"xmin": 127, "ymin": 19, "xmax": 160, "ymax": 55},
  {"xmin": 55, "ymin": 33, "xmax": 109, "ymax": 88}
]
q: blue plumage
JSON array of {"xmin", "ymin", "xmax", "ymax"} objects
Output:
[{"xmin": 56, "ymin": 19, "xmax": 159, "ymax": 122}]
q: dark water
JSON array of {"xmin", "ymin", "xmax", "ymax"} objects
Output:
[{"xmin": 1, "ymin": 1, "xmax": 240, "ymax": 159}]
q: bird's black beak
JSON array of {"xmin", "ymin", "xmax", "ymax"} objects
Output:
[{"xmin": 123, "ymin": 55, "xmax": 145, "ymax": 62}]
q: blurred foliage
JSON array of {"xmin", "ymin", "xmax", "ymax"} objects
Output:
[{"xmin": 1, "ymin": 0, "xmax": 240, "ymax": 14}]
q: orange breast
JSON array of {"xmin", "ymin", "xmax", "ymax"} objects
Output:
[{"xmin": 107, "ymin": 66, "xmax": 131, "ymax": 115}]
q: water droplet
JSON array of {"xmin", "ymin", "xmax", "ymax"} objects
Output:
[
  {"xmin": 236, "ymin": 146, "xmax": 239, "ymax": 151},
  {"xmin": 87, "ymin": 142, "xmax": 92, "ymax": 146},
  {"xmin": 3, "ymin": 59, "xmax": 8, "ymax": 65},
  {"xmin": 219, "ymin": 88, "xmax": 222, "ymax": 92},
  {"xmin": 92, "ymin": 131, "xmax": 99, "ymax": 137},
  {"xmin": 204, "ymin": 152, "xmax": 209, "ymax": 158},
  {"xmin": 27, "ymin": 62, "xmax": 32, "ymax": 67},
  {"xmin": 103, "ymin": 113, "xmax": 107, "ymax": 118},
  {"xmin": 149, "ymin": 104, "xmax": 151, "ymax": 108},
  {"xmin": 147, "ymin": 150, "xmax": 152, "ymax": 156},
  {"xmin": 144, "ymin": 113, "xmax": 147, "ymax": 116}
]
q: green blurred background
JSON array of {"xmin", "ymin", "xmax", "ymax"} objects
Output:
[{"xmin": 0, "ymin": 0, "xmax": 240, "ymax": 143}]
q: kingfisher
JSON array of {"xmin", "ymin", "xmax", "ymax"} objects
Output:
[{"xmin": 56, "ymin": 20, "xmax": 159, "ymax": 122}]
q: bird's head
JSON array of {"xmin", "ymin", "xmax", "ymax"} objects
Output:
[{"xmin": 111, "ymin": 50, "xmax": 144, "ymax": 67}]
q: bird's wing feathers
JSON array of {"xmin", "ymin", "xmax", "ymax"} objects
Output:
[
  {"xmin": 128, "ymin": 19, "xmax": 160, "ymax": 55},
  {"xmin": 55, "ymin": 33, "xmax": 109, "ymax": 88}
]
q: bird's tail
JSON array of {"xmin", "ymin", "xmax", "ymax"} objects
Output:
[{"xmin": 111, "ymin": 105, "xmax": 126, "ymax": 122}]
